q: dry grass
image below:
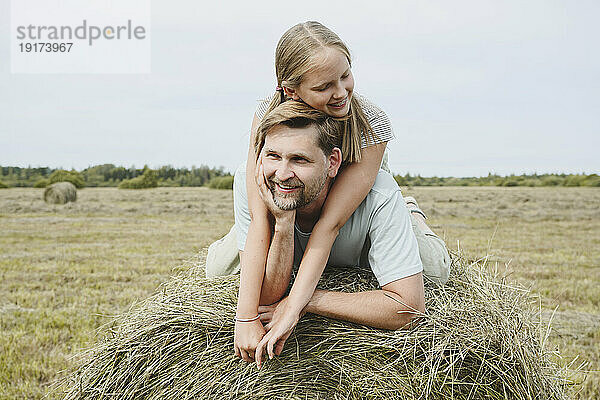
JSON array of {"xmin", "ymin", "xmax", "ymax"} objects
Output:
[
  {"xmin": 60, "ymin": 256, "xmax": 571, "ymax": 399},
  {"xmin": 0, "ymin": 187, "xmax": 234, "ymax": 399},
  {"xmin": 0, "ymin": 186, "xmax": 598, "ymax": 399},
  {"xmin": 403, "ymin": 187, "xmax": 599, "ymax": 312},
  {"xmin": 403, "ymin": 186, "xmax": 600, "ymax": 398}
]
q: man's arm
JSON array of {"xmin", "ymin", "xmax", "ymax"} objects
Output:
[
  {"xmin": 259, "ymin": 215, "xmax": 295, "ymax": 305},
  {"xmin": 283, "ymin": 143, "xmax": 386, "ymax": 314},
  {"xmin": 256, "ymin": 271, "xmax": 424, "ymax": 366},
  {"xmin": 301, "ymin": 177, "xmax": 425, "ymax": 331},
  {"xmin": 304, "ymin": 272, "xmax": 425, "ymax": 330}
]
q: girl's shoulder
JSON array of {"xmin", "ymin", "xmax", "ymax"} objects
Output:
[
  {"xmin": 355, "ymin": 93, "xmax": 395, "ymax": 145},
  {"xmin": 355, "ymin": 93, "xmax": 389, "ymax": 121},
  {"xmin": 255, "ymin": 93, "xmax": 276, "ymax": 120}
]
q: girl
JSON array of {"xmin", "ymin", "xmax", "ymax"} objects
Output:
[{"xmin": 208, "ymin": 21, "xmax": 450, "ymax": 364}]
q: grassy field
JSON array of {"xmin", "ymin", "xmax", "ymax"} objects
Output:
[{"xmin": 0, "ymin": 186, "xmax": 598, "ymax": 399}]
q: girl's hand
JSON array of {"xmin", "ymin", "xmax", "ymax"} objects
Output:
[
  {"xmin": 254, "ymin": 296, "xmax": 305, "ymax": 369},
  {"xmin": 234, "ymin": 319, "xmax": 266, "ymax": 364}
]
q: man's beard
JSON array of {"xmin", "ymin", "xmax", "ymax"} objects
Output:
[{"xmin": 268, "ymin": 170, "xmax": 328, "ymax": 211}]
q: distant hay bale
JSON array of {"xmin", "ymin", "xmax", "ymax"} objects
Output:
[
  {"xmin": 0, "ymin": 180, "xmax": 7, "ymax": 189},
  {"xmin": 44, "ymin": 182, "xmax": 77, "ymax": 204},
  {"xmin": 60, "ymin": 254, "xmax": 572, "ymax": 400}
]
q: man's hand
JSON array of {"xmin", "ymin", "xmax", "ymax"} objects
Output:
[
  {"xmin": 234, "ymin": 319, "xmax": 266, "ymax": 364},
  {"xmin": 257, "ymin": 301, "xmax": 278, "ymax": 326},
  {"xmin": 258, "ymin": 297, "xmax": 307, "ymax": 326},
  {"xmin": 255, "ymin": 155, "xmax": 295, "ymax": 223},
  {"xmin": 254, "ymin": 296, "xmax": 304, "ymax": 369}
]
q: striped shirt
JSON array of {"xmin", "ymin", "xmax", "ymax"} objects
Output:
[{"xmin": 255, "ymin": 93, "xmax": 395, "ymax": 148}]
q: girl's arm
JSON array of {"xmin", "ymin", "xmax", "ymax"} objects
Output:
[
  {"xmin": 287, "ymin": 142, "xmax": 387, "ymax": 311},
  {"xmin": 254, "ymin": 142, "xmax": 387, "ymax": 364},
  {"xmin": 236, "ymin": 114, "xmax": 270, "ymax": 318},
  {"xmin": 233, "ymin": 114, "xmax": 271, "ymax": 362}
]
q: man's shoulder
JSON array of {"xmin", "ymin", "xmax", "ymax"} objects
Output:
[
  {"xmin": 368, "ymin": 170, "xmax": 402, "ymax": 201},
  {"xmin": 345, "ymin": 170, "xmax": 403, "ymax": 222}
]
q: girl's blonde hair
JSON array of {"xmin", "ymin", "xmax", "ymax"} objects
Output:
[{"xmin": 262, "ymin": 21, "xmax": 374, "ymax": 163}]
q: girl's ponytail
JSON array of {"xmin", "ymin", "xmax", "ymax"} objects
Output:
[{"xmin": 262, "ymin": 85, "xmax": 285, "ymax": 121}]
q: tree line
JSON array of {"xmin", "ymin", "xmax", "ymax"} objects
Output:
[
  {"xmin": 0, "ymin": 164, "xmax": 230, "ymax": 188},
  {"xmin": 393, "ymin": 172, "xmax": 600, "ymax": 187},
  {"xmin": 1, "ymin": 165, "xmax": 598, "ymax": 188}
]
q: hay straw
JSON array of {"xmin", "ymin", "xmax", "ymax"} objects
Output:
[
  {"xmin": 60, "ymin": 253, "xmax": 572, "ymax": 400},
  {"xmin": 44, "ymin": 182, "xmax": 77, "ymax": 204}
]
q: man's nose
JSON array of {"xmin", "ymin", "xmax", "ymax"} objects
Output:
[{"xmin": 275, "ymin": 162, "xmax": 295, "ymax": 181}]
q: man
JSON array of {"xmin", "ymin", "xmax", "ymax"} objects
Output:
[{"xmin": 233, "ymin": 102, "xmax": 430, "ymax": 368}]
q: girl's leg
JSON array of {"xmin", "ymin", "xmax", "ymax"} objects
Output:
[
  {"xmin": 205, "ymin": 163, "xmax": 248, "ymax": 278},
  {"xmin": 405, "ymin": 196, "xmax": 451, "ymax": 286},
  {"xmin": 205, "ymin": 225, "xmax": 240, "ymax": 277}
]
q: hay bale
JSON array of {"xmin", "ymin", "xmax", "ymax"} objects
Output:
[
  {"xmin": 61, "ymin": 255, "xmax": 571, "ymax": 400},
  {"xmin": 44, "ymin": 182, "xmax": 77, "ymax": 204}
]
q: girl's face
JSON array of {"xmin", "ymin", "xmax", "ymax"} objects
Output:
[{"xmin": 285, "ymin": 47, "xmax": 354, "ymax": 118}]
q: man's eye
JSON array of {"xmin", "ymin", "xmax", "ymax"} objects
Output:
[
  {"xmin": 293, "ymin": 157, "xmax": 308, "ymax": 163},
  {"xmin": 341, "ymin": 72, "xmax": 349, "ymax": 79}
]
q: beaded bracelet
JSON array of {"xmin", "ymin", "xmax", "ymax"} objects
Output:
[{"xmin": 234, "ymin": 314, "xmax": 259, "ymax": 323}]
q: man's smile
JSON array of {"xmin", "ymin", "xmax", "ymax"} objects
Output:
[
  {"xmin": 274, "ymin": 182, "xmax": 300, "ymax": 194},
  {"xmin": 268, "ymin": 177, "xmax": 304, "ymax": 197}
]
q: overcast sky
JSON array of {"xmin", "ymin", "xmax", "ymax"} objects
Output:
[{"xmin": 1, "ymin": 0, "xmax": 598, "ymax": 177}]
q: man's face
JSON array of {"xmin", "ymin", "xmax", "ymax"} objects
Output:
[{"xmin": 261, "ymin": 125, "xmax": 329, "ymax": 211}]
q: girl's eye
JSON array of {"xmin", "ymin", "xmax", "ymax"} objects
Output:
[
  {"xmin": 265, "ymin": 153, "xmax": 280, "ymax": 159},
  {"xmin": 341, "ymin": 72, "xmax": 349, "ymax": 79}
]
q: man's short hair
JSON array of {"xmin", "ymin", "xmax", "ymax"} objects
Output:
[{"xmin": 254, "ymin": 101, "xmax": 344, "ymax": 159}]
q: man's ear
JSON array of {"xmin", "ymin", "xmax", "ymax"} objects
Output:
[
  {"xmin": 282, "ymin": 84, "xmax": 301, "ymax": 101},
  {"xmin": 327, "ymin": 148, "xmax": 343, "ymax": 178}
]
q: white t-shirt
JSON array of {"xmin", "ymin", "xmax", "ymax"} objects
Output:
[{"xmin": 233, "ymin": 168, "xmax": 423, "ymax": 287}]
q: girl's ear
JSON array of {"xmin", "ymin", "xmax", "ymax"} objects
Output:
[
  {"xmin": 282, "ymin": 85, "xmax": 301, "ymax": 101},
  {"xmin": 327, "ymin": 148, "xmax": 343, "ymax": 178}
]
